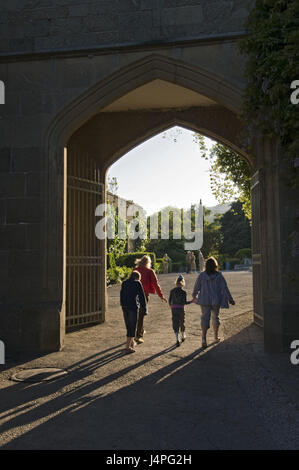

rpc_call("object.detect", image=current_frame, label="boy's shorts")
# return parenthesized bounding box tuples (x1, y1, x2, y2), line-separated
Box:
(200, 305, 220, 328)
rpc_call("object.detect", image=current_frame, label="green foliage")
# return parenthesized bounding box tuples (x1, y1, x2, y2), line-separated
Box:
(225, 258, 241, 269)
(216, 253, 226, 270)
(106, 203, 127, 261)
(146, 206, 190, 263)
(118, 252, 156, 269)
(240, 0, 299, 187)
(107, 252, 116, 270)
(107, 266, 131, 285)
(155, 262, 164, 274)
(220, 201, 252, 256)
(146, 205, 223, 262)
(194, 135, 252, 220)
(235, 248, 252, 261)
(146, 238, 186, 263)
(202, 208, 223, 258)
(107, 176, 119, 194)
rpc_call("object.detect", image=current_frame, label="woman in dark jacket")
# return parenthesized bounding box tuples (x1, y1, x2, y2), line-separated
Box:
(120, 270, 147, 353)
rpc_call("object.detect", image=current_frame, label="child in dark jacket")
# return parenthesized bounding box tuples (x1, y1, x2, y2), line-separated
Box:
(169, 275, 192, 347)
(120, 271, 147, 353)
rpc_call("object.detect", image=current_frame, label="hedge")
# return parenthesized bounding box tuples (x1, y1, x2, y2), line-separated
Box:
(225, 258, 240, 269)
(107, 266, 131, 285)
(118, 252, 156, 269)
(235, 248, 252, 262)
(155, 262, 164, 274)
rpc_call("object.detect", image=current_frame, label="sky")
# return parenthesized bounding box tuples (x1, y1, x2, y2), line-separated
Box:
(107, 126, 220, 216)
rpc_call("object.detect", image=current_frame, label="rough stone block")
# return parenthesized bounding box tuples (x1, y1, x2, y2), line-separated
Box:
(8, 249, 40, 277)
(69, 4, 92, 17)
(0, 199, 6, 225)
(9, 37, 34, 53)
(0, 173, 26, 197)
(0, 38, 10, 54)
(26, 223, 41, 250)
(0, 224, 27, 250)
(25, 18, 51, 37)
(6, 198, 41, 224)
(20, 92, 43, 115)
(141, 0, 156, 10)
(116, 0, 142, 11)
(62, 62, 93, 88)
(34, 35, 66, 51)
(118, 11, 153, 31)
(175, 0, 203, 5)
(12, 147, 41, 172)
(82, 14, 118, 33)
(178, 5, 203, 24)
(26, 172, 42, 196)
(0, 148, 11, 172)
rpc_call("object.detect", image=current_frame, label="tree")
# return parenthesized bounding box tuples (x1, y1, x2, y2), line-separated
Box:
(201, 209, 223, 258)
(146, 205, 223, 262)
(194, 134, 252, 220)
(219, 201, 251, 256)
(162, 128, 252, 220)
(146, 206, 186, 262)
(240, 0, 299, 188)
(107, 176, 118, 194)
(106, 204, 127, 260)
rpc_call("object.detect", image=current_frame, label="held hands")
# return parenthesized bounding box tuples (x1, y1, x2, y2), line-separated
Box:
(162, 296, 168, 303)
(229, 299, 236, 305)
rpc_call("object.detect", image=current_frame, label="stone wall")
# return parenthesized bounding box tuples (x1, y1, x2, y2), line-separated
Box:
(0, 0, 254, 56)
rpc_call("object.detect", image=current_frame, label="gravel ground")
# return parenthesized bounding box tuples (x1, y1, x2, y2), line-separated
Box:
(0, 271, 299, 450)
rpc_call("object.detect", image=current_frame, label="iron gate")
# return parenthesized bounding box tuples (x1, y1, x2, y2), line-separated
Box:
(251, 169, 264, 327)
(66, 145, 103, 331)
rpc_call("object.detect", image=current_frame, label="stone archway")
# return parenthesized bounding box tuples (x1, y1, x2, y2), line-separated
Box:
(0, 2, 297, 356)
(43, 54, 262, 351)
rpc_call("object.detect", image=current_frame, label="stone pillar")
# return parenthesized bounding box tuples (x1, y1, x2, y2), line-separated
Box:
(259, 138, 299, 351)
(0, 145, 65, 354)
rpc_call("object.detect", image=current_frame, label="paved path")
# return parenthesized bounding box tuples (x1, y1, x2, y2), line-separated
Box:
(1, 272, 299, 450)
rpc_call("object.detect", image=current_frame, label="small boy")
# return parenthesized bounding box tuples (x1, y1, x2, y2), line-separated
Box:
(120, 271, 147, 354)
(169, 275, 192, 347)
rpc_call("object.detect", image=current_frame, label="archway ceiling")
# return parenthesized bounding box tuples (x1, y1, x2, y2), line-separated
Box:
(101, 79, 216, 112)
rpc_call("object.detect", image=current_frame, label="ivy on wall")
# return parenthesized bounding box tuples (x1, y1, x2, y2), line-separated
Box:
(240, 0, 299, 187)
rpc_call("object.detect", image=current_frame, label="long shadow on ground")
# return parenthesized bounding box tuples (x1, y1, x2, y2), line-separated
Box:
(0, 323, 298, 450)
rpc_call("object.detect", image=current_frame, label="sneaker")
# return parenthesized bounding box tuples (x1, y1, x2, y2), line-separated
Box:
(176, 340, 180, 347)
(125, 348, 136, 354)
(181, 334, 186, 342)
(135, 337, 144, 344)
